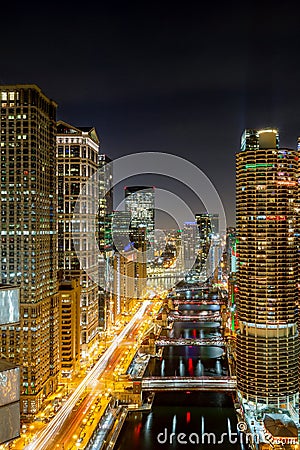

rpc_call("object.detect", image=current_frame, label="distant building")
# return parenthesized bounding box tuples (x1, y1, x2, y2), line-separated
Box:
(225, 227, 236, 275)
(124, 186, 155, 231)
(112, 221, 147, 321)
(195, 213, 213, 275)
(113, 250, 136, 318)
(182, 221, 199, 272)
(193, 213, 221, 283)
(111, 210, 132, 253)
(130, 226, 147, 299)
(206, 233, 222, 284)
(226, 228, 237, 331)
(125, 186, 155, 262)
(98, 154, 113, 332)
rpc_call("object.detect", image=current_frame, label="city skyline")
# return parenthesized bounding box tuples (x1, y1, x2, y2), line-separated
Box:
(2, 3, 300, 226)
(1, 2, 300, 447)
(0, 83, 298, 448)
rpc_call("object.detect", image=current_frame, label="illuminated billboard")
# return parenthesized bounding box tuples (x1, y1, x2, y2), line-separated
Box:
(0, 402, 20, 444)
(0, 286, 19, 325)
(0, 362, 20, 407)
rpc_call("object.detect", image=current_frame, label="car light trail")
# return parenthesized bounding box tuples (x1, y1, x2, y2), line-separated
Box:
(24, 300, 150, 450)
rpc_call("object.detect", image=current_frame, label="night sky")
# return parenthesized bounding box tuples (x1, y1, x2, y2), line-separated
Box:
(1, 1, 300, 226)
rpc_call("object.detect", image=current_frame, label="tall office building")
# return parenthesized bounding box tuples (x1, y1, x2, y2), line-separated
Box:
(111, 210, 132, 253)
(57, 121, 100, 358)
(98, 154, 113, 332)
(236, 128, 299, 410)
(207, 234, 223, 284)
(112, 230, 147, 320)
(124, 186, 155, 261)
(193, 213, 220, 282)
(58, 279, 81, 378)
(225, 227, 237, 274)
(98, 154, 113, 250)
(112, 249, 135, 318)
(0, 84, 59, 416)
(182, 221, 199, 271)
(124, 186, 155, 231)
(195, 213, 212, 275)
(111, 211, 147, 311)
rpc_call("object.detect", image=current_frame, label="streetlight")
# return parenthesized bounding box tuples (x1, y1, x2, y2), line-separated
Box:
(29, 425, 35, 443)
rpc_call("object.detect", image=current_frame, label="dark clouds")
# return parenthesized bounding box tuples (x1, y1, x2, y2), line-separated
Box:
(1, 1, 300, 225)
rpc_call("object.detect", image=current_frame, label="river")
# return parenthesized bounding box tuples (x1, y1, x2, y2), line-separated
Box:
(115, 305, 246, 450)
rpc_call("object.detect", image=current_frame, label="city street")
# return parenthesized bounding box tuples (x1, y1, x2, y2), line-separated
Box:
(20, 298, 162, 450)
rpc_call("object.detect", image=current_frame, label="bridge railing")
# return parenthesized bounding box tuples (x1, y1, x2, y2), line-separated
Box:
(143, 376, 233, 381)
(155, 337, 224, 344)
(141, 376, 237, 390)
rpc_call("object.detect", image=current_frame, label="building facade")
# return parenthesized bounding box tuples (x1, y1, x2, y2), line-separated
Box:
(182, 221, 199, 274)
(98, 154, 113, 331)
(124, 186, 155, 262)
(0, 84, 59, 416)
(236, 128, 299, 409)
(195, 213, 212, 271)
(58, 279, 81, 378)
(112, 250, 136, 318)
(57, 121, 100, 359)
(111, 211, 147, 321)
(0, 285, 20, 444)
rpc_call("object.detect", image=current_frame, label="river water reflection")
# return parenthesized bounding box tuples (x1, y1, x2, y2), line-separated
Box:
(115, 306, 244, 450)
(115, 392, 245, 450)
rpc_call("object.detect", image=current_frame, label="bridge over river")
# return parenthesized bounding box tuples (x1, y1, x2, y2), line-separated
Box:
(141, 376, 236, 392)
(168, 312, 221, 322)
(155, 337, 225, 347)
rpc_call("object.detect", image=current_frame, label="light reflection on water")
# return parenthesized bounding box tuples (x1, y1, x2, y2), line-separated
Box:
(115, 392, 244, 450)
(115, 306, 243, 450)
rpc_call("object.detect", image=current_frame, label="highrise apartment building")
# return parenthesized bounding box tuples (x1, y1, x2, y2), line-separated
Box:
(57, 121, 100, 358)
(0, 84, 59, 416)
(236, 128, 299, 409)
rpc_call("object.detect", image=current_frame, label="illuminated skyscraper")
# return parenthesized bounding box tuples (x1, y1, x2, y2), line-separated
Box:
(98, 154, 113, 332)
(182, 221, 199, 271)
(236, 128, 299, 409)
(124, 186, 155, 262)
(111, 211, 147, 319)
(0, 84, 59, 416)
(124, 186, 155, 231)
(57, 121, 100, 358)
